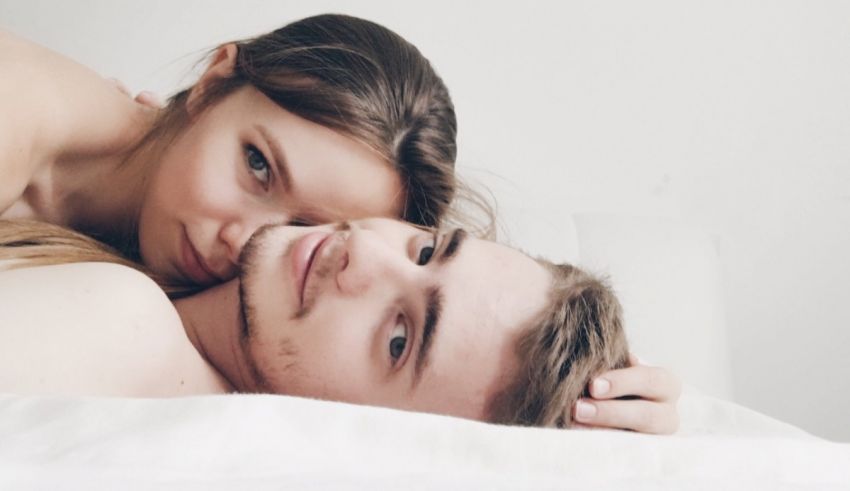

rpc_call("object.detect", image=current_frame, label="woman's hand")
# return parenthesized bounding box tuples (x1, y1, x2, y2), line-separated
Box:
(572, 354, 681, 434)
(107, 77, 164, 108)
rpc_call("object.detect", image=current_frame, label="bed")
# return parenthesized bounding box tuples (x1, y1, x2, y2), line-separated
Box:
(1, 391, 848, 489)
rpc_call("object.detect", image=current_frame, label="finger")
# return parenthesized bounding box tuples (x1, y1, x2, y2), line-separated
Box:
(107, 77, 132, 96)
(134, 91, 164, 108)
(573, 398, 679, 435)
(589, 365, 682, 402)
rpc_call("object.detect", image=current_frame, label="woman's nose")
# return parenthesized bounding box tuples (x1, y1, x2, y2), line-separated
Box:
(219, 221, 253, 266)
(220, 211, 291, 265)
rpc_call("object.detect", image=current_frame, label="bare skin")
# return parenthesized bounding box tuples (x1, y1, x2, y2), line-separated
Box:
(0, 262, 228, 397)
(0, 30, 155, 227)
(0, 32, 403, 288)
(0, 218, 681, 433)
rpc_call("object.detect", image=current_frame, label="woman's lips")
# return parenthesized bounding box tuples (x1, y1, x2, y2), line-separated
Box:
(292, 231, 331, 308)
(180, 228, 219, 285)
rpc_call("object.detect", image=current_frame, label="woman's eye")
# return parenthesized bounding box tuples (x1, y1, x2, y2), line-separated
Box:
(416, 235, 437, 266)
(245, 145, 271, 187)
(389, 319, 408, 365)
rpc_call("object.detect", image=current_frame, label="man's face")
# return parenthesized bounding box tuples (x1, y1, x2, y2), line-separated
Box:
(237, 218, 551, 420)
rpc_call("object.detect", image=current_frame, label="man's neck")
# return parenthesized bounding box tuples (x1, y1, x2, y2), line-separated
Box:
(173, 280, 261, 393)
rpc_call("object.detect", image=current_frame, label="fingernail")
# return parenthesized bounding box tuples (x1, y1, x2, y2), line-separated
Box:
(574, 400, 596, 421)
(139, 91, 164, 106)
(592, 378, 610, 396)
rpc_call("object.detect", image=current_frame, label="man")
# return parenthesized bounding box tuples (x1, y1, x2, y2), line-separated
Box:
(0, 218, 679, 433)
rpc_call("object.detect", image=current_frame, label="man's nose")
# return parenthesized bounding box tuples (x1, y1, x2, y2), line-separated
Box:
(335, 226, 412, 296)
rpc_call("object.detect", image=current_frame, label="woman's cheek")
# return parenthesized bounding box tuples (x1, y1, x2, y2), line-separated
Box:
(182, 147, 243, 214)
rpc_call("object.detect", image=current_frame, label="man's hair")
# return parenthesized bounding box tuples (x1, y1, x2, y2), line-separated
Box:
(487, 261, 630, 427)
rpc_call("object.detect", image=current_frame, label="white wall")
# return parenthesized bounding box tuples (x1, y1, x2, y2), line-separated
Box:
(2, 0, 848, 440)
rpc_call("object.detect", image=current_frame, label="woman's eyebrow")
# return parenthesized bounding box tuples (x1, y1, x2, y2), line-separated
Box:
(255, 124, 293, 193)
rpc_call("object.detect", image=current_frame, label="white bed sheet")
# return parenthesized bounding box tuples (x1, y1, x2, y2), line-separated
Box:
(1, 391, 848, 490)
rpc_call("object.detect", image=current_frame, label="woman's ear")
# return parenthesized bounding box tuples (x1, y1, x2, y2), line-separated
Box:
(186, 43, 238, 115)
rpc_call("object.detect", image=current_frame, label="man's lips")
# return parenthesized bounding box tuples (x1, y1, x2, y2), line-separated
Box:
(292, 231, 331, 308)
(180, 228, 219, 285)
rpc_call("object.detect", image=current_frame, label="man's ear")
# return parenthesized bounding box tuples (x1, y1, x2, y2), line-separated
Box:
(186, 43, 238, 115)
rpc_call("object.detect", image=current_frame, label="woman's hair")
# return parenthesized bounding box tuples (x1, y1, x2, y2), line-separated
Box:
(487, 261, 630, 428)
(0, 220, 189, 296)
(137, 13, 459, 228)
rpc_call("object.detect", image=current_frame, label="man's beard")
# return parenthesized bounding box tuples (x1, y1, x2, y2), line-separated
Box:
(235, 222, 283, 392)
(234, 221, 350, 392)
(237, 223, 280, 342)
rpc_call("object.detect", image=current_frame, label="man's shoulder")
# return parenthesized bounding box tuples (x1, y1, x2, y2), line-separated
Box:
(0, 262, 195, 396)
(0, 262, 179, 322)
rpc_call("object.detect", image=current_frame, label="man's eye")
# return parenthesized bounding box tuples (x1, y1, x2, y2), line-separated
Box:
(389, 318, 408, 364)
(289, 218, 313, 227)
(416, 235, 437, 265)
(245, 145, 271, 187)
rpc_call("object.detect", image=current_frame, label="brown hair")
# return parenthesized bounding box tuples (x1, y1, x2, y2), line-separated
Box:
(487, 261, 630, 428)
(134, 14, 458, 230)
(1, 219, 624, 418)
(0, 220, 188, 296)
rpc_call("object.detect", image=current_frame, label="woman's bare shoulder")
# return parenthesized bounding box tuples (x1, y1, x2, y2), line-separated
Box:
(0, 30, 154, 214)
(0, 30, 45, 211)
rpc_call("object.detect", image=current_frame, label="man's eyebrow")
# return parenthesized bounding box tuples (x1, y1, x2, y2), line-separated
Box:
(436, 228, 467, 265)
(413, 287, 442, 388)
(255, 124, 292, 193)
(411, 229, 467, 388)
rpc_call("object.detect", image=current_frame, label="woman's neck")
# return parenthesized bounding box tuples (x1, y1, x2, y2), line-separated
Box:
(57, 110, 161, 250)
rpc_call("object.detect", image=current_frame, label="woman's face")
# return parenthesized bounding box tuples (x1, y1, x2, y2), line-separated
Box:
(137, 86, 403, 287)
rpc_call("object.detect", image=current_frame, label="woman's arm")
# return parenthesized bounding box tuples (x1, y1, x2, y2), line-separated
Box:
(0, 30, 154, 212)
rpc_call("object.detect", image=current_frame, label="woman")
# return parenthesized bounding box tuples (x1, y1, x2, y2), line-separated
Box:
(0, 14, 458, 291)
